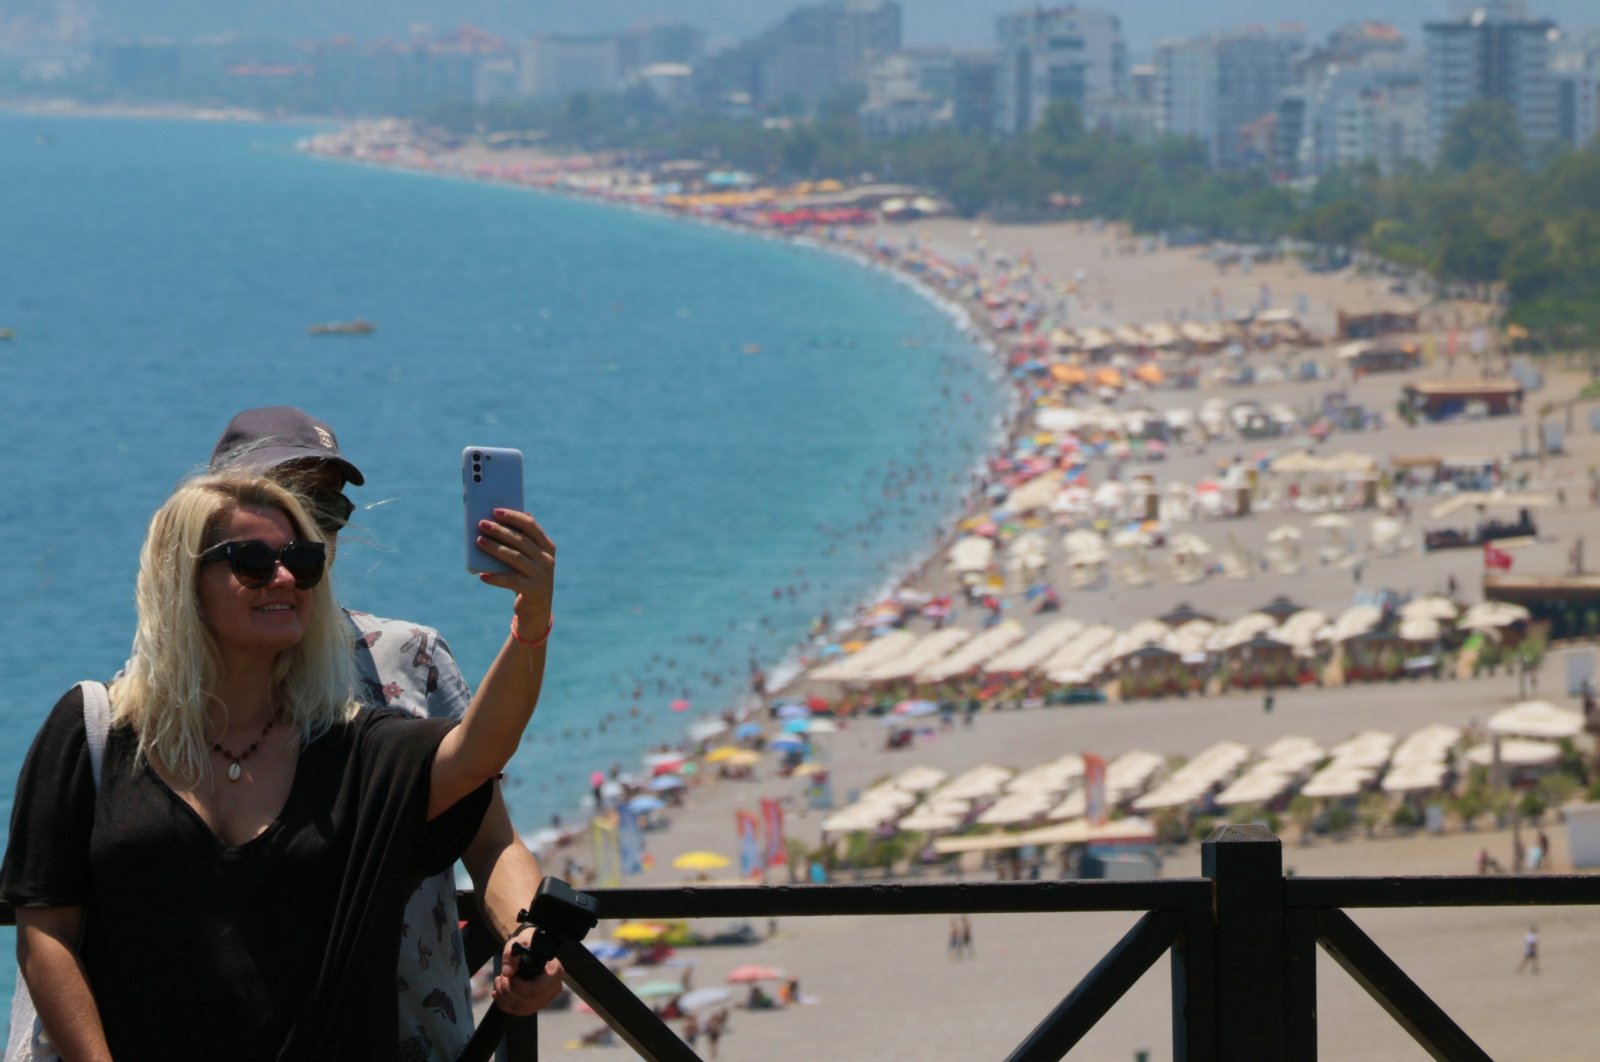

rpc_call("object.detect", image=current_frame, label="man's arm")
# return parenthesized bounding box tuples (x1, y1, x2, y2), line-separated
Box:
(461, 787, 542, 945)
(461, 789, 565, 1015)
(17, 907, 113, 1062)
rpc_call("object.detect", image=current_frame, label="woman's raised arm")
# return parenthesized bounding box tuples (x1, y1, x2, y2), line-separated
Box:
(430, 508, 554, 817)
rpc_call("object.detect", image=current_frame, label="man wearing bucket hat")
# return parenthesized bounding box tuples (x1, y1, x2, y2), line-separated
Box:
(209, 406, 559, 1059)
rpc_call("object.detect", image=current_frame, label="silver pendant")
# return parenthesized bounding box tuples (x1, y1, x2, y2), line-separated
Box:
(228, 762, 242, 782)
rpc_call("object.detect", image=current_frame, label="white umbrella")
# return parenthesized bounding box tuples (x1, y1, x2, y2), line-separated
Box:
(1381, 761, 1448, 793)
(1486, 701, 1584, 740)
(1312, 514, 1352, 529)
(897, 809, 965, 832)
(1465, 740, 1562, 767)
(1399, 596, 1459, 622)
(1301, 767, 1375, 799)
(1268, 525, 1303, 543)
(892, 765, 949, 792)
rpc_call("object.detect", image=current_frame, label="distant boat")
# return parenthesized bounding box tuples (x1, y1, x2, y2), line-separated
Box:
(308, 318, 375, 336)
(0, 328, 14, 340)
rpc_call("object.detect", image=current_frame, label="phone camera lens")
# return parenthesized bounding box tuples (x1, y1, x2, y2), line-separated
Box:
(472, 451, 482, 461)
(473, 462, 482, 473)
(473, 473, 482, 483)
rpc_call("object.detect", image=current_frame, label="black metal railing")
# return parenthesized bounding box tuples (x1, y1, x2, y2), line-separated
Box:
(6, 823, 1598, 1060)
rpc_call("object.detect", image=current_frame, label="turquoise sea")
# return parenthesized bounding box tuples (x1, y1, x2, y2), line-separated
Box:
(0, 114, 1002, 884)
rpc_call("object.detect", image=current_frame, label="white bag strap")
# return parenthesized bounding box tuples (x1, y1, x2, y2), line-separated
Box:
(3, 684, 108, 1062)
(78, 680, 111, 791)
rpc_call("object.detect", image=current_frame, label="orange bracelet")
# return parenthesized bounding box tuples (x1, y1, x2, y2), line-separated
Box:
(511, 614, 553, 648)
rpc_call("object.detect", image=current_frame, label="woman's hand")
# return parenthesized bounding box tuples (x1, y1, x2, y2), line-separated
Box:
(491, 927, 565, 1016)
(474, 509, 555, 630)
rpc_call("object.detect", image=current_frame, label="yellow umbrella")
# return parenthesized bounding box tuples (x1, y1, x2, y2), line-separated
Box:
(613, 922, 668, 942)
(727, 750, 763, 767)
(792, 762, 827, 777)
(704, 746, 742, 763)
(672, 851, 731, 872)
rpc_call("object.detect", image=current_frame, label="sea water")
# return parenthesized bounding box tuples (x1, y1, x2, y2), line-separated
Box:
(0, 114, 1001, 886)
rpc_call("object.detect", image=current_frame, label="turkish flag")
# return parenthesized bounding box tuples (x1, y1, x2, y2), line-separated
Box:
(1484, 543, 1514, 571)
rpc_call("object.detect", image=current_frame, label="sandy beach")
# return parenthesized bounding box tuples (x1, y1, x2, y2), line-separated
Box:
(517, 217, 1597, 1057)
(298, 130, 1600, 1057)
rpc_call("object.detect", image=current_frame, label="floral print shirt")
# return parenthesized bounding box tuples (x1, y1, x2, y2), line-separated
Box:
(346, 609, 475, 1062)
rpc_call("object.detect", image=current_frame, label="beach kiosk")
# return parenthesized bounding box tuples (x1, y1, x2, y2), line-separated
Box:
(1402, 379, 1523, 421)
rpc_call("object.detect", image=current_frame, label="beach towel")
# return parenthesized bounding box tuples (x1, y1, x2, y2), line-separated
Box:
(5, 680, 110, 1062)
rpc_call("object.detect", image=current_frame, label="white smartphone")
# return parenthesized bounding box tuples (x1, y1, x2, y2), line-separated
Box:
(462, 446, 525, 574)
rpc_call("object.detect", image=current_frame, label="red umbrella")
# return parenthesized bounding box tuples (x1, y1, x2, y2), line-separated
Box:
(806, 695, 830, 713)
(670, 699, 690, 712)
(726, 964, 786, 983)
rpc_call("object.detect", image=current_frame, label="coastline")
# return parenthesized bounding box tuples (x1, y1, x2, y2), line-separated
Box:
(293, 128, 1030, 726)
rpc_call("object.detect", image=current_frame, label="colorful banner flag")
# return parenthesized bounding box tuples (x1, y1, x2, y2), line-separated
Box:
(1484, 543, 1514, 571)
(590, 814, 622, 888)
(1083, 752, 1108, 826)
(760, 797, 787, 868)
(736, 810, 761, 880)
(618, 805, 644, 876)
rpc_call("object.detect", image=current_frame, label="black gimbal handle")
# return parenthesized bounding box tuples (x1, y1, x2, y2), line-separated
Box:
(456, 878, 601, 1062)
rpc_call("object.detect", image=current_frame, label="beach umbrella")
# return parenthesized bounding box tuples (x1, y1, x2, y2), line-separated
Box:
(586, 940, 631, 961)
(1465, 740, 1562, 767)
(704, 746, 743, 764)
(768, 735, 807, 752)
(726, 965, 786, 983)
(734, 723, 762, 739)
(792, 762, 827, 777)
(782, 718, 811, 734)
(613, 922, 669, 942)
(1487, 701, 1584, 740)
(678, 988, 733, 1013)
(776, 703, 810, 719)
(893, 699, 939, 717)
(634, 980, 688, 1000)
(1399, 596, 1459, 623)
(672, 851, 731, 872)
(806, 718, 838, 734)
(650, 774, 686, 791)
(622, 795, 666, 813)
(670, 699, 691, 712)
(726, 750, 763, 767)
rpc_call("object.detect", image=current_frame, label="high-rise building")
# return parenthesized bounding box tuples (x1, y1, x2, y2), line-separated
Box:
(860, 50, 955, 138)
(695, 1, 900, 114)
(993, 7, 1127, 135)
(1157, 26, 1304, 169)
(1551, 32, 1599, 148)
(1423, 2, 1560, 158)
(1294, 51, 1426, 176)
(617, 21, 704, 77)
(520, 33, 621, 100)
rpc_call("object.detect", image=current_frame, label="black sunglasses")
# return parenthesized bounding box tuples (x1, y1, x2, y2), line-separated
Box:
(306, 488, 355, 535)
(201, 539, 327, 590)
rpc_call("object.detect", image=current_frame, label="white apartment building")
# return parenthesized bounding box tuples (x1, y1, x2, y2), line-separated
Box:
(520, 34, 621, 100)
(994, 6, 1127, 134)
(1157, 26, 1303, 169)
(1297, 57, 1426, 175)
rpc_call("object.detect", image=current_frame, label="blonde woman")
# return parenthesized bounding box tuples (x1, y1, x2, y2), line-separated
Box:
(0, 473, 555, 1061)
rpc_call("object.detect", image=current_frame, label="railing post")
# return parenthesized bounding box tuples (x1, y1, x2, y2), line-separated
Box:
(1202, 824, 1285, 1059)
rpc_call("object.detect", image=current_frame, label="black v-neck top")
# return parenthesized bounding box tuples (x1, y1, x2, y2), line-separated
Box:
(0, 686, 492, 1061)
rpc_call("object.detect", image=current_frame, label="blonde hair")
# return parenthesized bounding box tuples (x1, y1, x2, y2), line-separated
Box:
(110, 472, 359, 786)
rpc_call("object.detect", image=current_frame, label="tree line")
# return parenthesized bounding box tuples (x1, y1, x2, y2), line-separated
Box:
(422, 94, 1600, 348)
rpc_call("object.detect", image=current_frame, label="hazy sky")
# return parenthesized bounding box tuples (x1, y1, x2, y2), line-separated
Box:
(83, 0, 1600, 52)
